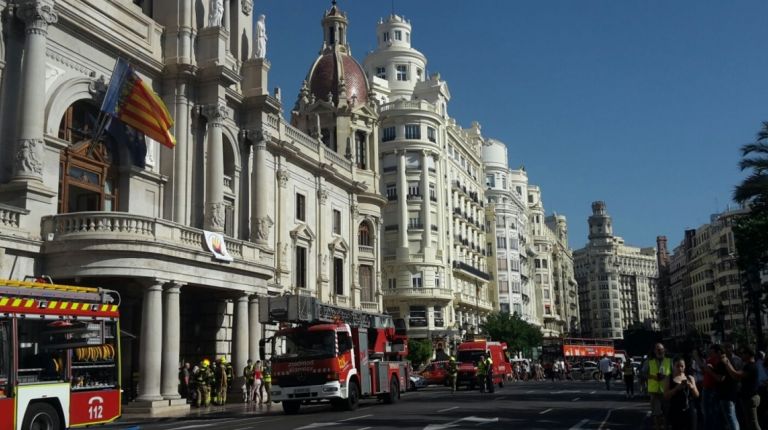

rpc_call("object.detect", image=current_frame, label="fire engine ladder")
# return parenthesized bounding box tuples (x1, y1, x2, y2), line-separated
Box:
(0, 279, 119, 304)
(259, 295, 392, 329)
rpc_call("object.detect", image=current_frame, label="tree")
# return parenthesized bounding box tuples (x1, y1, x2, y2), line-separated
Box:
(407, 338, 433, 367)
(732, 123, 768, 351)
(481, 312, 543, 357)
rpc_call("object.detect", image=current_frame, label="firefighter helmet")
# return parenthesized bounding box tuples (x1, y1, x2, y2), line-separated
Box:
(202, 358, 210, 367)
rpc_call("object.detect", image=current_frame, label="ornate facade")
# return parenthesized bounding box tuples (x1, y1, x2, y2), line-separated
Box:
(574, 202, 659, 339)
(0, 0, 381, 412)
(364, 14, 493, 346)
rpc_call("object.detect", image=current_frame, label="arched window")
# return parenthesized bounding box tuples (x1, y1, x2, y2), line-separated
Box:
(57, 101, 119, 214)
(354, 131, 367, 169)
(358, 221, 372, 246)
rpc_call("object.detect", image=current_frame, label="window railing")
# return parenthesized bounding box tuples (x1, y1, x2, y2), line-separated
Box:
(384, 225, 399, 232)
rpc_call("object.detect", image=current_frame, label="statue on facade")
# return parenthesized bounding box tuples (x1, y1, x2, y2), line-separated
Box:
(208, 0, 224, 27)
(253, 216, 272, 241)
(253, 14, 267, 59)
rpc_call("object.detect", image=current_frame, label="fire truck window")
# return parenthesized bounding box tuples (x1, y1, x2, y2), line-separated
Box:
(337, 332, 352, 354)
(0, 321, 9, 397)
(17, 320, 64, 383)
(275, 330, 335, 359)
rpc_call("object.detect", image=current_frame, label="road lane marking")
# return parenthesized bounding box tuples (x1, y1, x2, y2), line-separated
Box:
(437, 406, 459, 413)
(590, 391, 596, 394)
(172, 425, 215, 430)
(339, 414, 373, 422)
(356, 428, 372, 430)
(424, 416, 499, 430)
(569, 419, 590, 429)
(493, 396, 506, 401)
(539, 408, 553, 415)
(526, 390, 535, 393)
(572, 397, 581, 401)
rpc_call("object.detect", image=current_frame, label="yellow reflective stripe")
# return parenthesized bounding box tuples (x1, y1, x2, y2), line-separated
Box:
(49, 301, 58, 309)
(11, 298, 21, 307)
(111, 305, 118, 312)
(24, 299, 34, 308)
(60, 302, 69, 310)
(71, 303, 79, 310)
(101, 304, 109, 311)
(0, 297, 8, 306)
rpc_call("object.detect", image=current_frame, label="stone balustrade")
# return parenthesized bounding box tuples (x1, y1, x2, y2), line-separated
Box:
(385, 287, 454, 301)
(360, 301, 379, 312)
(0, 204, 28, 230)
(41, 212, 273, 267)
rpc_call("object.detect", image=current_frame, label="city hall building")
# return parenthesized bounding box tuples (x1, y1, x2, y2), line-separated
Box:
(0, 0, 382, 412)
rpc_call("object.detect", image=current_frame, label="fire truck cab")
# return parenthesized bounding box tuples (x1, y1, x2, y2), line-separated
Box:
(260, 295, 409, 414)
(456, 339, 511, 390)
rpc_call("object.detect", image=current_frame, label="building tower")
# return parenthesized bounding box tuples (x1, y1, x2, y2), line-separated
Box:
(365, 14, 492, 351)
(588, 201, 613, 240)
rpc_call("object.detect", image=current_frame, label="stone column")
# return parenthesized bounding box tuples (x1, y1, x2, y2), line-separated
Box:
(137, 280, 164, 402)
(435, 153, 444, 252)
(317, 185, 329, 297)
(250, 132, 271, 243)
(233, 294, 249, 386)
(276, 166, 289, 281)
(172, 81, 191, 224)
(248, 296, 262, 362)
(223, 0, 230, 32)
(203, 103, 229, 232)
(421, 151, 431, 250)
(13, 0, 57, 182)
(397, 151, 408, 249)
(161, 282, 183, 400)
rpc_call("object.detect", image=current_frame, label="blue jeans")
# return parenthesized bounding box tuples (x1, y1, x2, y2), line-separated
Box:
(721, 399, 741, 430)
(703, 389, 721, 430)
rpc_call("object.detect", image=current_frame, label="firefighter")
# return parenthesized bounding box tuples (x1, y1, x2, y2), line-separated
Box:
(447, 356, 458, 393)
(243, 359, 255, 403)
(263, 360, 272, 404)
(194, 359, 214, 407)
(214, 357, 229, 405)
(477, 354, 487, 393)
(484, 354, 495, 394)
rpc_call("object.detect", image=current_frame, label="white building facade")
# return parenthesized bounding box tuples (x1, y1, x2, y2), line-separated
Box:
(364, 14, 493, 347)
(574, 202, 659, 339)
(0, 0, 381, 412)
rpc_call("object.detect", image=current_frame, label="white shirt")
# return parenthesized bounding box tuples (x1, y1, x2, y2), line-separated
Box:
(599, 357, 612, 373)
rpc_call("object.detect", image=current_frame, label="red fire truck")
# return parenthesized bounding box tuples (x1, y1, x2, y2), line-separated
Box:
(0, 278, 121, 430)
(259, 295, 409, 414)
(455, 339, 511, 390)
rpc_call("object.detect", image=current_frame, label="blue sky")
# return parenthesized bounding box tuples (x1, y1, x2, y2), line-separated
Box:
(254, 0, 768, 249)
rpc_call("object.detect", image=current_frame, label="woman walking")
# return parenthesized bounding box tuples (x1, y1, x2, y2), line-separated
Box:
(623, 360, 636, 399)
(664, 356, 700, 430)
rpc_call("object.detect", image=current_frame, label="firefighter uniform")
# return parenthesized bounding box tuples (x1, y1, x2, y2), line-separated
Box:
(484, 356, 494, 393)
(194, 359, 214, 407)
(214, 358, 230, 405)
(263, 363, 272, 403)
(447, 357, 458, 393)
(477, 357, 487, 392)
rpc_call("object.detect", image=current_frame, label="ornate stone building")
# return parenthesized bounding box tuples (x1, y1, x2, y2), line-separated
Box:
(0, 0, 381, 412)
(363, 14, 493, 347)
(574, 202, 659, 339)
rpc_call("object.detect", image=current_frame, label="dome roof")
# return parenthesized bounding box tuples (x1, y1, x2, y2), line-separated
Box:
(308, 50, 368, 106)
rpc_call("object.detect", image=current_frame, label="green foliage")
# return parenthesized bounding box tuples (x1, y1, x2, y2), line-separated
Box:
(407, 338, 433, 367)
(481, 312, 543, 356)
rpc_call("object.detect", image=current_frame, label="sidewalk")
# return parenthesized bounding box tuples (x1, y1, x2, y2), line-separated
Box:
(117, 400, 279, 427)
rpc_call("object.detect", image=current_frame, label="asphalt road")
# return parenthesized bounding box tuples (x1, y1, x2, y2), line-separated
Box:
(108, 379, 650, 430)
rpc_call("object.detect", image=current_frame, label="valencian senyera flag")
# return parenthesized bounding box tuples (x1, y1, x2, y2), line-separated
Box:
(100, 57, 175, 149)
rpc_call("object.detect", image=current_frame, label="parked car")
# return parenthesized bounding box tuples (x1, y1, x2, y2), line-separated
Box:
(420, 360, 450, 386)
(570, 360, 600, 381)
(409, 374, 428, 391)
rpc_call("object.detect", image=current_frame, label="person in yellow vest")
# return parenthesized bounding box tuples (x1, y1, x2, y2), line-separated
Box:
(447, 356, 458, 394)
(263, 360, 272, 404)
(646, 343, 672, 430)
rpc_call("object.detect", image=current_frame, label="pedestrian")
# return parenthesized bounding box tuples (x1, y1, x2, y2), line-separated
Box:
(713, 344, 741, 430)
(251, 361, 264, 404)
(214, 357, 229, 405)
(623, 359, 636, 399)
(599, 354, 613, 390)
(664, 356, 699, 430)
(243, 359, 255, 403)
(179, 362, 191, 403)
(646, 343, 672, 430)
(639, 355, 649, 396)
(700, 344, 724, 430)
(448, 356, 458, 393)
(477, 354, 487, 393)
(724, 347, 761, 430)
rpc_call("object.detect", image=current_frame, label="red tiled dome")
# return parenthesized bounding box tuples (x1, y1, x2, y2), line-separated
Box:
(309, 51, 368, 106)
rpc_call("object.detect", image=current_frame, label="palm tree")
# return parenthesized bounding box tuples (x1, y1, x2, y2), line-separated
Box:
(733, 121, 768, 208)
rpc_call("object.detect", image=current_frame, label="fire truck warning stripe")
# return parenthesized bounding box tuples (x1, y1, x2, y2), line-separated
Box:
(0, 298, 7, 306)
(12, 298, 21, 307)
(71, 303, 79, 310)
(24, 299, 34, 308)
(111, 305, 117, 312)
(101, 304, 108, 311)
(49, 301, 58, 309)
(60, 302, 69, 309)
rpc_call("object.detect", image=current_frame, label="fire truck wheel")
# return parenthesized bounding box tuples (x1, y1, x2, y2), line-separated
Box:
(385, 378, 400, 404)
(282, 401, 301, 415)
(21, 402, 61, 430)
(345, 381, 359, 411)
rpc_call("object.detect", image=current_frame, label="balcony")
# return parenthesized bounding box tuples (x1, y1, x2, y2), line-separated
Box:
(384, 287, 454, 301)
(407, 194, 422, 201)
(358, 245, 374, 255)
(39, 212, 274, 289)
(0, 203, 28, 234)
(454, 291, 494, 311)
(361, 301, 379, 312)
(452, 261, 491, 281)
(387, 193, 397, 201)
(223, 175, 233, 191)
(431, 225, 439, 232)
(383, 166, 397, 173)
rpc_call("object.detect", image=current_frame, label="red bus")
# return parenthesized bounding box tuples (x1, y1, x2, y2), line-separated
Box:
(0, 278, 121, 430)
